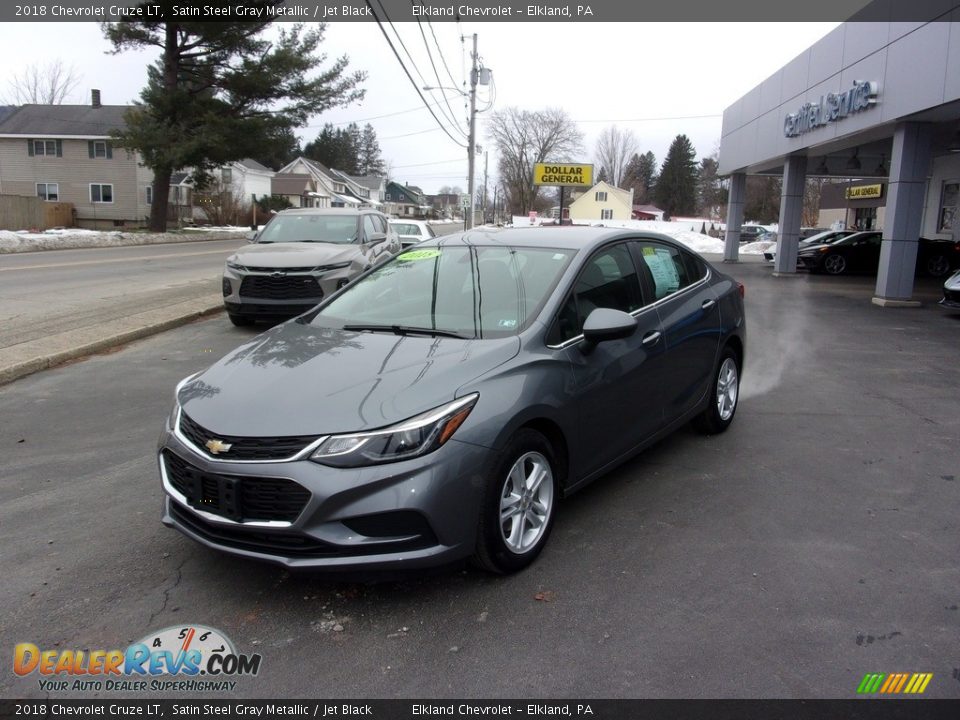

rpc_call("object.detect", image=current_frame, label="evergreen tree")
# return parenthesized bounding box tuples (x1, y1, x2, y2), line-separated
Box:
(697, 155, 727, 217)
(358, 123, 386, 175)
(304, 123, 360, 173)
(654, 135, 698, 217)
(103, 12, 365, 231)
(622, 151, 657, 204)
(252, 126, 302, 171)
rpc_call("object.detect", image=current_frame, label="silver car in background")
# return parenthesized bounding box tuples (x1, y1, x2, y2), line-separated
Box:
(389, 219, 436, 248)
(223, 208, 400, 326)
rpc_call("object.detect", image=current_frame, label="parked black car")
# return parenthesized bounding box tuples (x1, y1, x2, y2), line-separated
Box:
(798, 231, 959, 277)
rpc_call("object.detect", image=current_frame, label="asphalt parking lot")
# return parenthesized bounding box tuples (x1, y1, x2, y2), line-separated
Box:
(1, 257, 958, 700)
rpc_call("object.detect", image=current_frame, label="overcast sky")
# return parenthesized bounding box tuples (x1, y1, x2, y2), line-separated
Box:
(0, 21, 839, 194)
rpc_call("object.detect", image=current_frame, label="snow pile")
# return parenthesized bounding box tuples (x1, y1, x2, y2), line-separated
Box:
(0, 228, 247, 254)
(740, 241, 777, 255)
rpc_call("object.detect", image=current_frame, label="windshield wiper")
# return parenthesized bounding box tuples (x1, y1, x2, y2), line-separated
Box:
(342, 324, 471, 339)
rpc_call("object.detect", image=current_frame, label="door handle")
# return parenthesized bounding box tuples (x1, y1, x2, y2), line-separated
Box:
(701, 299, 716, 311)
(641, 331, 661, 347)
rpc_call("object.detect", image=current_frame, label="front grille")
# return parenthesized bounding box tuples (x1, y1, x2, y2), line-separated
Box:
(163, 450, 310, 523)
(179, 411, 318, 461)
(240, 275, 322, 300)
(243, 266, 317, 273)
(170, 502, 437, 558)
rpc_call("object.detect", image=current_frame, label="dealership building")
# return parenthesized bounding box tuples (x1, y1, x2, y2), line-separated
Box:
(718, 8, 960, 305)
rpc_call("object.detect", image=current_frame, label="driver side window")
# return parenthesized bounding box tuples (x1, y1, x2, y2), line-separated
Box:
(362, 215, 378, 242)
(550, 243, 642, 345)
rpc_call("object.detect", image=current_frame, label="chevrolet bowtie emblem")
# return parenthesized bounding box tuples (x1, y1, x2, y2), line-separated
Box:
(205, 439, 233, 455)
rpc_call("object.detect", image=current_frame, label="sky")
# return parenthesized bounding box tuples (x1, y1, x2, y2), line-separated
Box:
(0, 21, 840, 195)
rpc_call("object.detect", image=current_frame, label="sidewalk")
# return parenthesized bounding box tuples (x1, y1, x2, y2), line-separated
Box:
(0, 293, 224, 386)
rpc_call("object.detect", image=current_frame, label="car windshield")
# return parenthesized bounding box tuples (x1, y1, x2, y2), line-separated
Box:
(803, 231, 849, 245)
(256, 214, 359, 244)
(307, 245, 575, 339)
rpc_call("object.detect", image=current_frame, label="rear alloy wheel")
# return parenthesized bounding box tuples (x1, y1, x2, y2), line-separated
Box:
(926, 254, 951, 278)
(693, 347, 740, 435)
(473, 429, 558, 574)
(228, 314, 255, 327)
(823, 254, 847, 275)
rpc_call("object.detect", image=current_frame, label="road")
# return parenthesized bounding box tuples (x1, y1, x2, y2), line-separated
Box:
(1, 261, 958, 700)
(0, 239, 246, 350)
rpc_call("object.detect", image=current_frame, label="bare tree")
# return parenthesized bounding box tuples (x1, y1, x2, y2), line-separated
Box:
(594, 125, 639, 188)
(4, 60, 81, 105)
(488, 107, 584, 216)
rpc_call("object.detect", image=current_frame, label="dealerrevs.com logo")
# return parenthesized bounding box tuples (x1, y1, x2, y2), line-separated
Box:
(13, 625, 262, 693)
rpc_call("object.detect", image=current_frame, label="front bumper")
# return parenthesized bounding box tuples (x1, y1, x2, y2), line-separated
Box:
(939, 288, 960, 309)
(158, 420, 491, 570)
(222, 266, 356, 320)
(798, 255, 822, 271)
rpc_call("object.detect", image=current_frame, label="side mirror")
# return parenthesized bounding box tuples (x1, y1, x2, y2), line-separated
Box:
(581, 308, 637, 353)
(367, 232, 387, 245)
(245, 231, 258, 242)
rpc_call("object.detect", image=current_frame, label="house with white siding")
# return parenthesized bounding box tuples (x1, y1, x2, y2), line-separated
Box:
(0, 90, 153, 229)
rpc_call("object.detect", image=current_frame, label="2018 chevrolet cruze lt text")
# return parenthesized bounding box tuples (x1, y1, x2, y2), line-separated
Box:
(159, 227, 746, 573)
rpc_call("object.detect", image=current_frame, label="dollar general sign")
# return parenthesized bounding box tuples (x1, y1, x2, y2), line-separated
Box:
(533, 163, 594, 187)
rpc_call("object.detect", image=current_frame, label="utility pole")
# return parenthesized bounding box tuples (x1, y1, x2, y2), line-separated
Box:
(467, 32, 478, 231)
(482, 150, 488, 224)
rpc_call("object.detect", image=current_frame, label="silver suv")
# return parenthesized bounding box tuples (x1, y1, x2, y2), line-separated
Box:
(223, 208, 400, 326)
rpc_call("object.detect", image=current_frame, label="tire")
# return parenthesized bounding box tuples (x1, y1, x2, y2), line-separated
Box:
(472, 429, 558, 574)
(693, 347, 740, 435)
(925, 254, 951, 278)
(823, 253, 847, 275)
(228, 314, 255, 327)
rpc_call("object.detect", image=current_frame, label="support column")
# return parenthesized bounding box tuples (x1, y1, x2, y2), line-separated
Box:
(723, 173, 746, 262)
(873, 122, 932, 306)
(773, 155, 807, 275)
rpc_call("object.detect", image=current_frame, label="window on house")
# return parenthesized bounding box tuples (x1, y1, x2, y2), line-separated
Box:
(36, 183, 59, 201)
(939, 181, 958, 233)
(32, 140, 59, 156)
(601, 209, 613, 220)
(221, 168, 232, 184)
(90, 183, 114, 203)
(145, 186, 153, 205)
(93, 141, 107, 158)
(595, 191, 608, 202)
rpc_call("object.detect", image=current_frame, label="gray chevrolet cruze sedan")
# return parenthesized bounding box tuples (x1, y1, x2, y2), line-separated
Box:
(160, 227, 746, 573)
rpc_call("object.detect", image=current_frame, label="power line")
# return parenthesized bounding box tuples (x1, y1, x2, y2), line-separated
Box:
(413, 1, 469, 135)
(377, 0, 467, 139)
(366, 0, 467, 149)
(427, 16, 461, 90)
(574, 113, 722, 123)
(303, 101, 449, 130)
(392, 158, 465, 169)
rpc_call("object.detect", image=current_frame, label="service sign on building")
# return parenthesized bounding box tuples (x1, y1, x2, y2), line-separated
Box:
(533, 163, 594, 187)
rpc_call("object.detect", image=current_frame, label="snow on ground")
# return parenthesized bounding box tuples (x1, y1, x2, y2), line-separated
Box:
(0, 227, 247, 253)
(740, 240, 777, 255)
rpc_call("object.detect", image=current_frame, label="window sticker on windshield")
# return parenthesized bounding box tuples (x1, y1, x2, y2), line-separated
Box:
(553, 253, 566, 260)
(498, 319, 517, 328)
(398, 249, 441, 261)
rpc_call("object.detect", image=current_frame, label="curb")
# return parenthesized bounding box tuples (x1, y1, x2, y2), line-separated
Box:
(0, 301, 224, 387)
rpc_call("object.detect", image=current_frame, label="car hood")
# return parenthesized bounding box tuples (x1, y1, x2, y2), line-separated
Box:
(230, 242, 362, 268)
(178, 322, 520, 437)
(798, 243, 830, 255)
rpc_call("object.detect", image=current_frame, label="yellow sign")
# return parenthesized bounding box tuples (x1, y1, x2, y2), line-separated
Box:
(845, 184, 883, 200)
(533, 163, 593, 187)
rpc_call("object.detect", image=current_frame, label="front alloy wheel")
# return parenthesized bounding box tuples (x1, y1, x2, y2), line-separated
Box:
(499, 452, 554, 554)
(473, 429, 558, 573)
(823, 254, 847, 275)
(926, 254, 951, 278)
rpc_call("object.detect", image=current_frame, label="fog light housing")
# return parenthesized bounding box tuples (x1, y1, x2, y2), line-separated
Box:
(337, 278, 350, 289)
(221, 277, 232, 296)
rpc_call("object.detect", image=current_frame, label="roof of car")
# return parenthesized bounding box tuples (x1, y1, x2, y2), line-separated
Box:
(427, 225, 688, 252)
(277, 207, 383, 216)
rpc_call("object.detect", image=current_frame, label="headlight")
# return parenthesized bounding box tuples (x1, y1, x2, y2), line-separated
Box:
(315, 261, 352, 273)
(226, 259, 245, 271)
(311, 394, 478, 468)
